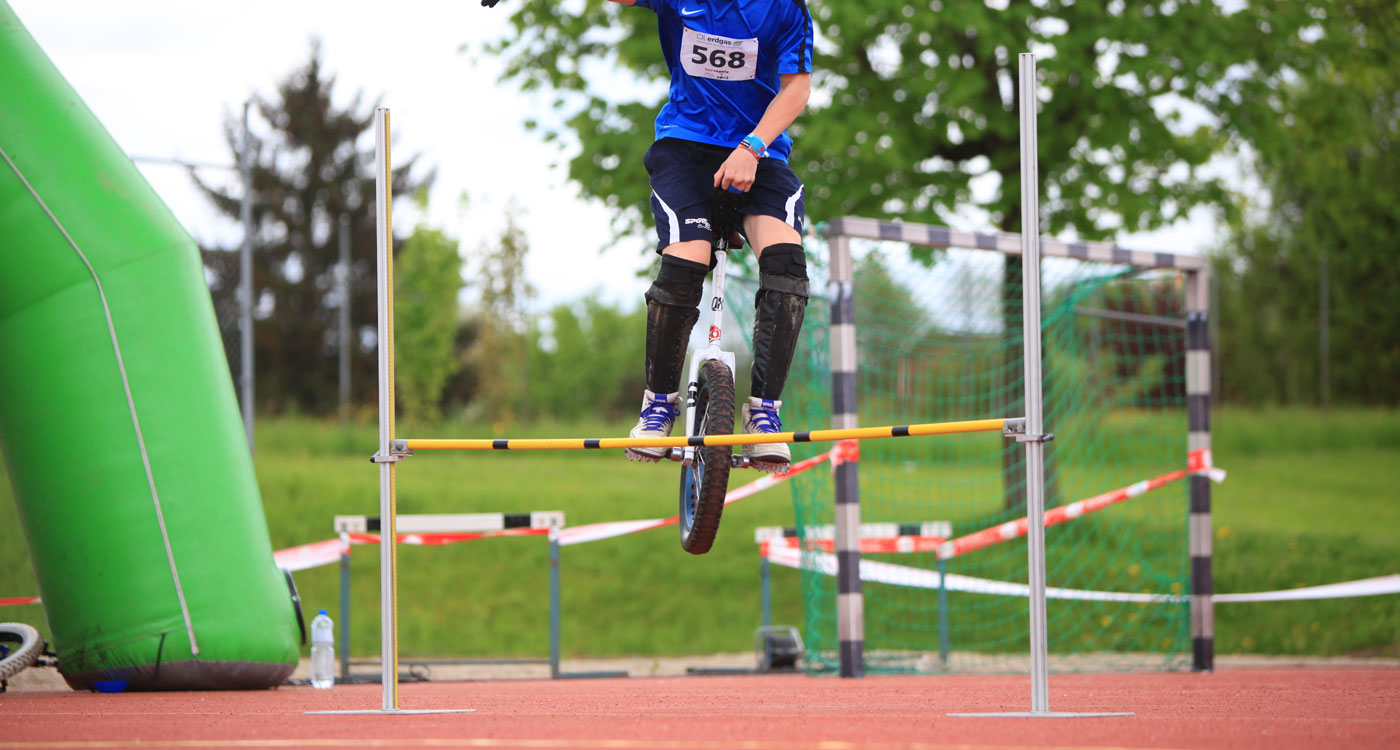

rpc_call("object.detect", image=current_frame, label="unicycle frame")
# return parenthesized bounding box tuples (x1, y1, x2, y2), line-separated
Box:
(679, 243, 737, 467)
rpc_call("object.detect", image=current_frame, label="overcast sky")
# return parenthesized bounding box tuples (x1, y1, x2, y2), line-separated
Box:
(8, 0, 1216, 313)
(8, 0, 656, 313)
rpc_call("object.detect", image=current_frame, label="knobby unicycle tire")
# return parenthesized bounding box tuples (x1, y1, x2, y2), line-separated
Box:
(0, 622, 44, 682)
(679, 359, 735, 555)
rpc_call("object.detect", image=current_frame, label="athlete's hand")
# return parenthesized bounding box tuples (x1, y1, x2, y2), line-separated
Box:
(714, 149, 758, 193)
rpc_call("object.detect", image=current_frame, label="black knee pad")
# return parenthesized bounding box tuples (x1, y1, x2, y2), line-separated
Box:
(646, 255, 709, 308)
(758, 243, 809, 297)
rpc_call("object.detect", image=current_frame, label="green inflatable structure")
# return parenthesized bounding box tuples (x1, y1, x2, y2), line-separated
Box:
(0, 3, 299, 690)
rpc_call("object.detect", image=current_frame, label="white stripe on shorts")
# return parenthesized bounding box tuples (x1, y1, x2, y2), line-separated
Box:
(784, 184, 805, 228)
(652, 190, 681, 246)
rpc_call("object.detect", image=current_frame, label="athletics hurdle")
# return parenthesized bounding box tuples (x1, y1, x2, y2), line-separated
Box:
(754, 522, 954, 667)
(331, 511, 563, 681)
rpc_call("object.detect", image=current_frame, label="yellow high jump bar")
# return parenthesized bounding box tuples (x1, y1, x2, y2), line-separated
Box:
(393, 417, 1021, 454)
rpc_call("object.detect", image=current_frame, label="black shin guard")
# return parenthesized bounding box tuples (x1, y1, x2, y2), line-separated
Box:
(751, 243, 809, 400)
(644, 255, 708, 394)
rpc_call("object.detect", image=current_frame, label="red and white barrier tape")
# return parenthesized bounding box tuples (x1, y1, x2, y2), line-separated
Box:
(766, 545, 1400, 603)
(346, 527, 551, 546)
(0, 596, 41, 607)
(274, 529, 552, 572)
(760, 534, 946, 557)
(271, 447, 838, 568)
(1215, 575, 1400, 603)
(273, 538, 347, 573)
(933, 449, 1225, 561)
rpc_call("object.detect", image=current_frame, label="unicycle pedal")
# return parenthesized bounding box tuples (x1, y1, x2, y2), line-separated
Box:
(747, 458, 791, 475)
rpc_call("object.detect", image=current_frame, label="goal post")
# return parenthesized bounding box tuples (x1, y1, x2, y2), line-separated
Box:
(727, 219, 1212, 676)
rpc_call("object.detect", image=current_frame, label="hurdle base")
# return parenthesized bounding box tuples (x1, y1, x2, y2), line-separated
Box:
(685, 667, 758, 676)
(554, 670, 629, 679)
(305, 709, 476, 715)
(949, 711, 1134, 718)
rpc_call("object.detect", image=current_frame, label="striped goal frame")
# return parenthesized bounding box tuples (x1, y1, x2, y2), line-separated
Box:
(819, 215, 1214, 676)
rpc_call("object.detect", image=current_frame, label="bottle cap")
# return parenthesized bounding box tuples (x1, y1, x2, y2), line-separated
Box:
(318, 609, 328, 615)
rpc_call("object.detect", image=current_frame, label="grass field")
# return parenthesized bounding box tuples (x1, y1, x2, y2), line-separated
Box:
(1, 408, 1396, 663)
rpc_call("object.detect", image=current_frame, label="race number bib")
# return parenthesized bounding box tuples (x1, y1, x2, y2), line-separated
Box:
(681, 26, 757, 82)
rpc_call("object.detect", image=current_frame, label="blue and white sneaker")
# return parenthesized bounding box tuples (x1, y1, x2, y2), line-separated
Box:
(742, 397, 790, 469)
(626, 390, 680, 463)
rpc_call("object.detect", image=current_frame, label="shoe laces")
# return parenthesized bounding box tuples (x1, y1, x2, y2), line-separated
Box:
(748, 401, 782, 433)
(639, 397, 678, 431)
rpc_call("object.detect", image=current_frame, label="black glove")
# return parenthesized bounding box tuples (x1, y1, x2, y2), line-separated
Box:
(481, 0, 501, 6)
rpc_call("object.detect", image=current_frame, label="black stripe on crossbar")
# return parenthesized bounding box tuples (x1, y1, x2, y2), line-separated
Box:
(892, 425, 910, 437)
(584, 439, 601, 449)
(503, 513, 531, 529)
(493, 440, 509, 450)
(689, 436, 705, 446)
(793, 432, 812, 442)
(780, 523, 925, 540)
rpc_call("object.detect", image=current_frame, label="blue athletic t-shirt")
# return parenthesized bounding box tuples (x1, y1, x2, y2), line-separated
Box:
(632, 0, 813, 162)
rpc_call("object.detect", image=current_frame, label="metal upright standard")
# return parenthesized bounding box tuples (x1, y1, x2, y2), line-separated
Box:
(949, 53, 1132, 720)
(375, 108, 399, 711)
(306, 107, 474, 715)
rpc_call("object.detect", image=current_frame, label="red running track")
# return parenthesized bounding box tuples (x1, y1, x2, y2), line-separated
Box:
(3, 668, 1398, 749)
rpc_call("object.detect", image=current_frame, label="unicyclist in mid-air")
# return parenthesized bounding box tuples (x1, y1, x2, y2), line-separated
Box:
(484, 0, 814, 553)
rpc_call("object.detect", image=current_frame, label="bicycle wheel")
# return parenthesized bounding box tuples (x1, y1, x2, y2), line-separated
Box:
(679, 359, 735, 555)
(0, 622, 44, 682)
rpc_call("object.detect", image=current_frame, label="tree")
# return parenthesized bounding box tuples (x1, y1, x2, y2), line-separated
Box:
(464, 205, 536, 424)
(488, 1, 1342, 239)
(487, 0, 1343, 505)
(396, 192, 466, 424)
(1213, 0, 1400, 406)
(198, 41, 430, 415)
(527, 295, 647, 421)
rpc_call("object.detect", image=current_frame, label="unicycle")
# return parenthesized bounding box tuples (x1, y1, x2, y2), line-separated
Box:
(674, 188, 745, 555)
(0, 622, 44, 684)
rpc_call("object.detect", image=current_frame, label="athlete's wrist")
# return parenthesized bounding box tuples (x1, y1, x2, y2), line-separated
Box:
(737, 133, 767, 161)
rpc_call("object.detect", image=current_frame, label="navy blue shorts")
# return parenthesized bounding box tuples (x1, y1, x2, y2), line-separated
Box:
(643, 138, 806, 254)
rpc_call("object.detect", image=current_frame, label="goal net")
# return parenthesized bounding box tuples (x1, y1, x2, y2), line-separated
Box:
(730, 220, 1201, 674)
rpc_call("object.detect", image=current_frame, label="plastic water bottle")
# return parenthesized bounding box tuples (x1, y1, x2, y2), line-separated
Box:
(310, 609, 335, 689)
